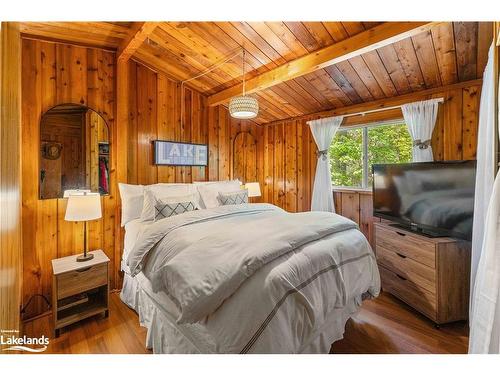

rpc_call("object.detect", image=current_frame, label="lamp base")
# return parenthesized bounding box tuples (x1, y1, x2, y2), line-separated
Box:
(76, 253, 94, 262)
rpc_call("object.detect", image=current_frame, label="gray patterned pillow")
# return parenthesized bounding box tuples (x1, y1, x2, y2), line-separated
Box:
(218, 189, 248, 205)
(154, 201, 196, 221)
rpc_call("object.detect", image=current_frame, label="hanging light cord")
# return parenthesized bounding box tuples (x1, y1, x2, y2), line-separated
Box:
(181, 47, 243, 86)
(180, 48, 244, 126)
(242, 49, 246, 96)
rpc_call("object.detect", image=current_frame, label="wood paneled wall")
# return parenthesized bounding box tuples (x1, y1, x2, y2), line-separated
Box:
(259, 81, 482, 247)
(333, 190, 380, 248)
(233, 132, 258, 183)
(20, 49, 260, 319)
(261, 119, 316, 212)
(127, 60, 209, 184)
(21, 39, 117, 319)
(126, 60, 262, 185)
(207, 104, 263, 185)
(0, 22, 22, 339)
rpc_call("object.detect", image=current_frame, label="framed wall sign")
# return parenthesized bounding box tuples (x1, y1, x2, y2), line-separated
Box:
(153, 140, 208, 166)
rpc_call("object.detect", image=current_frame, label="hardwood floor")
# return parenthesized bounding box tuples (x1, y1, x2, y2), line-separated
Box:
(22, 291, 468, 354)
(22, 291, 151, 354)
(331, 292, 469, 354)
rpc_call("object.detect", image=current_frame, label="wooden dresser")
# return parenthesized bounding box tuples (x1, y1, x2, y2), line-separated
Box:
(374, 222, 471, 325)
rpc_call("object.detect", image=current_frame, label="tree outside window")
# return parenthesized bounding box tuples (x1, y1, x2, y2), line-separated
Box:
(329, 122, 412, 189)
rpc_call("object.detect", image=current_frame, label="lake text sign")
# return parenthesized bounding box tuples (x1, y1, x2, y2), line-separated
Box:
(154, 141, 208, 166)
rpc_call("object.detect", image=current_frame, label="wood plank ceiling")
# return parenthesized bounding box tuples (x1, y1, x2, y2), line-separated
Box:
(20, 21, 489, 124)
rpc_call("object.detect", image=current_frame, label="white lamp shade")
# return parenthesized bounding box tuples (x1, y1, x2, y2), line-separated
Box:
(245, 182, 261, 198)
(229, 95, 259, 119)
(65, 193, 102, 222)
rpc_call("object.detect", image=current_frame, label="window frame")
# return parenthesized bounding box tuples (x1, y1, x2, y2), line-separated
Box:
(331, 118, 408, 190)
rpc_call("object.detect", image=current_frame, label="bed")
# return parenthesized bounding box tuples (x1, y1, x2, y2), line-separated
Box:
(118, 182, 380, 354)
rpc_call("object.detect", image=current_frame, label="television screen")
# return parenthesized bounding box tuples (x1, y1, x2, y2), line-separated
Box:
(372, 160, 476, 240)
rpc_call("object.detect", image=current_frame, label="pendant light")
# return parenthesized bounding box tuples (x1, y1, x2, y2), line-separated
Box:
(229, 49, 259, 119)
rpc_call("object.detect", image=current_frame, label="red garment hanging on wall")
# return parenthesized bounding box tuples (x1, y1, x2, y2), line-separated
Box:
(99, 157, 108, 193)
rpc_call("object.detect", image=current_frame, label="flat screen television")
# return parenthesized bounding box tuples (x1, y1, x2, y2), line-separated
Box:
(372, 160, 476, 240)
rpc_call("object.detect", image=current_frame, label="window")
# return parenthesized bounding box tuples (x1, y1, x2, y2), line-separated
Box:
(329, 121, 412, 189)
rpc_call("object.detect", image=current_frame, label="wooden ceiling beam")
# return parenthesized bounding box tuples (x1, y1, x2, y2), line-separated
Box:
(117, 22, 159, 61)
(207, 22, 439, 106)
(264, 78, 483, 126)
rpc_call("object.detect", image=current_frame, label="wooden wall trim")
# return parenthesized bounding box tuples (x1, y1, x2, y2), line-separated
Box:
(114, 59, 128, 290)
(264, 79, 483, 127)
(0, 22, 22, 337)
(20, 34, 118, 53)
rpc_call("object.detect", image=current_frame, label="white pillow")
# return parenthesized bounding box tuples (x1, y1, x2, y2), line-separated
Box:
(196, 180, 242, 209)
(140, 184, 200, 221)
(118, 183, 144, 227)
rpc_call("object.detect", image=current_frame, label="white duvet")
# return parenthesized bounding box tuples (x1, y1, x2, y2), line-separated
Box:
(127, 203, 380, 353)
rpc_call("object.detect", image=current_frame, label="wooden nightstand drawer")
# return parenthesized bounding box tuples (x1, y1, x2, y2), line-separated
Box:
(57, 263, 108, 299)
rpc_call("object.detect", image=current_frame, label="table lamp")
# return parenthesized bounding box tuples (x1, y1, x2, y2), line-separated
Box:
(244, 182, 262, 198)
(64, 192, 102, 262)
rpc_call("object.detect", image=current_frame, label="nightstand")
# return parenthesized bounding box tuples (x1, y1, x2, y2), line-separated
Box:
(51, 250, 110, 337)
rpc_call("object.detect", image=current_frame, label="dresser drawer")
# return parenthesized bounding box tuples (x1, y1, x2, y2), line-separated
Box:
(376, 245, 436, 293)
(375, 225, 436, 268)
(379, 265, 437, 320)
(57, 263, 108, 299)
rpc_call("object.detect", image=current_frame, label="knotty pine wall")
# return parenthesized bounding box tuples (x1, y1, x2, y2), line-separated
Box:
(126, 60, 262, 185)
(21, 39, 117, 319)
(0, 22, 22, 337)
(260, 81, 482, 247)
(20, 41, 259, 319)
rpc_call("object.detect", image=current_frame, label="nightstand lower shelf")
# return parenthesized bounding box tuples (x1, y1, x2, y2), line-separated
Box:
(56, 303, 108, 331)
(54, 285, 109, 337)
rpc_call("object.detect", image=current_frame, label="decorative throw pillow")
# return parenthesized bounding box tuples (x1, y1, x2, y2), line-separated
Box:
(196, 180, 242, 208)
(154, 201, 197, 221)
(218, 189, 248, 205)
(140, 185, 200, 222)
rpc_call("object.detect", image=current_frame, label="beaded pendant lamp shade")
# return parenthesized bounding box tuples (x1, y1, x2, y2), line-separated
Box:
(228, 49, 259, 119)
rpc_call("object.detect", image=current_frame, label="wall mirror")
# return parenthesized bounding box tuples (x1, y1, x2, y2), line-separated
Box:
(233, 132, 257, 184)
(39, 104, 110, 199)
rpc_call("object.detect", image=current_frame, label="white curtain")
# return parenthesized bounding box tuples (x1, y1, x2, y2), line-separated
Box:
(469, 43, 500, 354)
(470, 43, 496, 320)
(308, 116, 343, 212)
(401, 99, 440, 162)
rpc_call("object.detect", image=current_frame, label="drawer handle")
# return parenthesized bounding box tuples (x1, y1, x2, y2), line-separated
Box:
(396, 274, 407, 281)
(396, 231, 406, 237)
(76, 266, 92, 273)
(396, 252, 407, 259)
